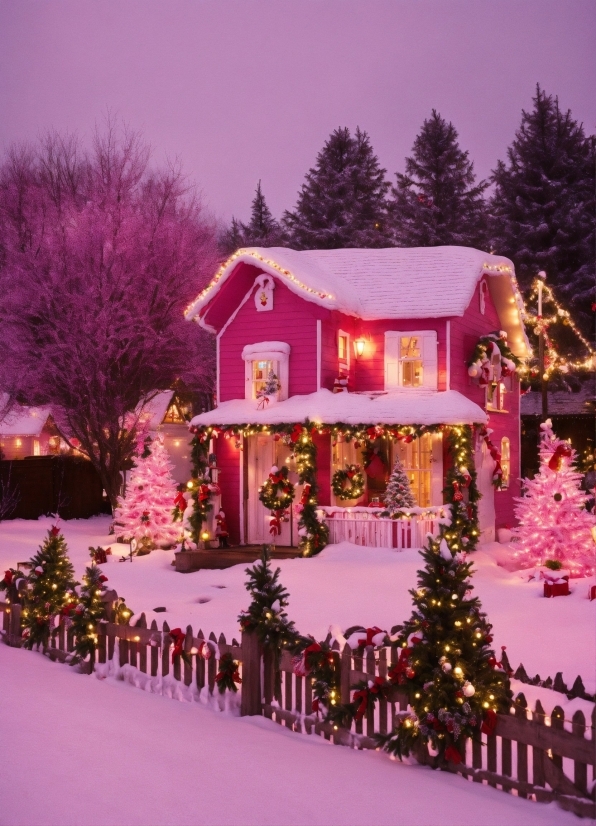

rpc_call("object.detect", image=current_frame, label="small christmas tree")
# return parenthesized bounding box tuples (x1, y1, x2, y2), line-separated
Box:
(257, 370, 281, 399)
(69, 564, 109, 667)
(513, 419, 595, 575)
(22, 527, 78, 650)
(379, 533, 511, 765)
(383, 455, 416, 512)
(114, 435, 180, 551)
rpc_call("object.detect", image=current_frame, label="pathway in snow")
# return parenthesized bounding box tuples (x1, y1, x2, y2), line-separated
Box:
(0, 645, 579, 826)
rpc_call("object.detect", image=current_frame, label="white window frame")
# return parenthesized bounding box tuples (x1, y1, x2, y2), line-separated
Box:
(242, 342, 290, 401)
(500, 437, 510, 490)
(337, 329, 350, 372)
(384, 330, 438, 391)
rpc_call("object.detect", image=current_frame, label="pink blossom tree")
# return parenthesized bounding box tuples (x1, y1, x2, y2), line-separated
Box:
(512, 419, 595, 575)
(0, 121, 218, 506)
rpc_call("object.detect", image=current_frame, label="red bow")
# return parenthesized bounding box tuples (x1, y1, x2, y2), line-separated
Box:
(169, 628, 185, 663)
(215, 668, 242, 686)
(257, 396, 270, 410)
(445, 745, 463, 764)
(269, 514, 282, 536)
(481, 709, 497, 736)
(300, 484, 311, 505)
(548, 443, 572, 472)
(388, 647, 412, 684)
(199, 484, 210, 502)
(290, 424, 303, 443)
(3, 570, 13, 585)
(99, 575, 108, 583)
(452, 481, 464, 502)
(50, 525, 60, 537)
(174, 492, 186, 510)
(353, 677, 387, 721)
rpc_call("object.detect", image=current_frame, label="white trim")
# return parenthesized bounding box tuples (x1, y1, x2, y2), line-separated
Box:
(239, 434, 245, 545)
(446, 320, 451, 390)
(316, 319, 322, 390)
(241, 342, 291, 360)
(216, 285, 256, 341)
(216, 337, 220, 405)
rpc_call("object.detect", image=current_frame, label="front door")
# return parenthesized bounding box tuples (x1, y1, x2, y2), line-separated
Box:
(247, 435, 299, 546)
(475, 441, 496, 542)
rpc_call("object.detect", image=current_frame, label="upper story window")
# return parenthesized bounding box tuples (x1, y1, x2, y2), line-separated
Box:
(500, 437, 510, 489)
(486, 376, 510, 412)
(384, 331, 438, 390)
(242, 342, 290, 401)
(338, 331, 350, 368)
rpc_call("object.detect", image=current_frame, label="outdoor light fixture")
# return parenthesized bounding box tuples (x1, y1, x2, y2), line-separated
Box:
(354, 337, 366, 357)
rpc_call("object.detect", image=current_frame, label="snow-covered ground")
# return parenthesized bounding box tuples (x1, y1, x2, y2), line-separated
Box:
(0, 515, 594, 693)
(0, 643, 579, 826)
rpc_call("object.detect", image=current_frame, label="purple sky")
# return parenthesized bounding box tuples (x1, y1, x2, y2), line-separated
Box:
(1, 1, 595, 225)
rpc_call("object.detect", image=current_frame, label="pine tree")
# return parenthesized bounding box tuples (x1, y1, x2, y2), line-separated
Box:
(113, 435, 180, 551)
(379, 533, 511, 765)
(69, 564, 109, 667)
(389, 110, 488, 248)
(219, 182, 284, 255)
(490, 86, 595, 340)
(383, 455, 416, 512)
(22, 527, 78, 650)
(257, 370, 281, 398)
(513, 419, 595, 575)
(283, 127, 391, 249)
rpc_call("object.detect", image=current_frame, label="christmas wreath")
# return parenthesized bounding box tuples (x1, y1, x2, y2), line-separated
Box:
(332, 464, 365, 501)
(467, 331, 521, 386)
(259, 465, 295, 511)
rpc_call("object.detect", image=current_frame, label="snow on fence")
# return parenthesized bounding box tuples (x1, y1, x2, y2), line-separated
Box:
(2, 600, 594, 819)
(322, 507, 447, 549)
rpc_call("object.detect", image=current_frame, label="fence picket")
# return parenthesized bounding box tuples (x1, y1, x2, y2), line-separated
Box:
(571, 710, 588, 795)
(184, 626, 193, 687)
(150, 620, 159, 677)
(532, 700, 546, 790)
(207, 632, 217, 694)
(365, 648, 376, 738)
(161, 622, 170, 678)
(196, 630, 206, 692)
(516, 694, 529, 798)
(551, 706, 564, 771)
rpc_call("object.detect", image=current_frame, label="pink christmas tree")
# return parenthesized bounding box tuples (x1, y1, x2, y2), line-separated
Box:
(512, 419, 595, 575)
(114, 435, 180, 551)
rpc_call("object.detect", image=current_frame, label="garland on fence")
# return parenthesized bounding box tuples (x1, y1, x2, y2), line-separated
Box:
(215, 652, 242, 693)
(331, 464, 365, 501)
(0, 568, 26, 604)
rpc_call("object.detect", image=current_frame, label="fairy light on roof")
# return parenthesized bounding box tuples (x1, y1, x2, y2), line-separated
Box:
(186, 249, 335, 316)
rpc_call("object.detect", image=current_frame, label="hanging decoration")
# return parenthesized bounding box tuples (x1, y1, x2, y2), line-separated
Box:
(477, 425, 503, 489)
(259, 466, 295, 511)
(467, 331, 520, 386)
(331, 464, 365, 501)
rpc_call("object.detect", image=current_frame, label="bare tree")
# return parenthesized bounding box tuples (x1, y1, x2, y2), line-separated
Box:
(0, 120, 218, 507)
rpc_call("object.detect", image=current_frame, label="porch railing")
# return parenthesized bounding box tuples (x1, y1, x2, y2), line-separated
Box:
(320, 506, 450, 549)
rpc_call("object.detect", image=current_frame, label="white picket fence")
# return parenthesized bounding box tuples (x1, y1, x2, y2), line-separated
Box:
(321, 506, 449, 549)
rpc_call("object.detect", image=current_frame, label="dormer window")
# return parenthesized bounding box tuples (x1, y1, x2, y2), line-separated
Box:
(252, 359, 278, 398)
(384, 331, 437, 390)
(242, 342, 290, 401)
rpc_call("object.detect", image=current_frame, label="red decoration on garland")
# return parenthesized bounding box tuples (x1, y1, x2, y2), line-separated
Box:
(480, 709, 497, 736)
(444, 745, 463, 764)
(300, 483, 311, 505)
(547, 443, 572, 472)
(3, 570, 13, 585)
(452, 481, 464, 502)
(169, 628, 186, 663)
(352, 676, 388, 721)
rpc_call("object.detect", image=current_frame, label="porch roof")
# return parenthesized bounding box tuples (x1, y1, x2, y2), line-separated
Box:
(189, 388, 487, 428)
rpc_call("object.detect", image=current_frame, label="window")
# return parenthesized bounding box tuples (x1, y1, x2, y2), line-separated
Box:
(242, 342, 290, 401)
(385, 331, 438, 390)
(33, 439, 40, 456)
(394, 433, 434, 507)
(500, 437, 510, 490)
(487, 381, 508, 412)
(338, 330, 350, 370)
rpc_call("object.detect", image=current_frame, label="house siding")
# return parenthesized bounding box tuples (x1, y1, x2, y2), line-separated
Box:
(216, 435, 242, 545)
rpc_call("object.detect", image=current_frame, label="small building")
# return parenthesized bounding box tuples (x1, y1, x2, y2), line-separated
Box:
(185, 246, 530, 548)
(0, 405, 58, 460)
(140, 391, 194, 484)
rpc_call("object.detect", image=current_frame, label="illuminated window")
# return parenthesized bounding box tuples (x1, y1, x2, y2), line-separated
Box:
(242, 342, 290, 401)
(400, 336, 423, 387)
(338, 330, 350, 371)
(393, 433, 433, 507)
(385, 331, 437, 390)
(252, 359, 278, 399)
(487, 381, 508, 412)
(500, 438, 510, 490)
(33, 439, 40, 456)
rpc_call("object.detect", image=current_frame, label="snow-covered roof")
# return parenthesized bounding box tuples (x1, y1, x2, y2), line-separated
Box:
(189, 388, 487, 428)
(138, 391, 175, 431)
(186, 246, 529, 358)
(0, 402, 52, 436)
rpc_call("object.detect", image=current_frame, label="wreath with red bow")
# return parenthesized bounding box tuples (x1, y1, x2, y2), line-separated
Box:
(259, 465, 295, 511)
(332, 464, 365, 501)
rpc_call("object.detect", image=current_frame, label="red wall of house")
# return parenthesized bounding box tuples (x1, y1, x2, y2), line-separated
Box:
(219, 279, 319, 402)
(216, 435, 242, 545)
(451, 280, 521, 529)
(314, 432, 331, 506)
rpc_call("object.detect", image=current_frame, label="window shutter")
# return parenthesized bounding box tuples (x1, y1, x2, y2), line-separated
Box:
(384, 332, 400, 389)
(422, 331, 438, 390)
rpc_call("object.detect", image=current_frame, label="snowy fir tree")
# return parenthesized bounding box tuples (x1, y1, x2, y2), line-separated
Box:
(22, 527, 78, 650)
(257, 370, 281, 398)
(283, 127, 391, 249)
(383, 455, 416, 512)
(69, 564, 109, 667)
(389, 110, 487, 249)
(220, 182, 284, 254)
(512, 419, 595, 575)
(490, 86, 595, 340)
(113, 435, 180, 550)
(379, 533, 511, 765)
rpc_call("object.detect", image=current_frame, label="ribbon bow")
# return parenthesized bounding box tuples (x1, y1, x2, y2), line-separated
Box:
(548, 443, 572, 472)
(173, 492, 187, 510)
(355, 626, 385, 648)
(269, 513, 282, 536)
(257, 396, 270, 410)
(353, 677, 387, 721)
(169, 628, 186, 663)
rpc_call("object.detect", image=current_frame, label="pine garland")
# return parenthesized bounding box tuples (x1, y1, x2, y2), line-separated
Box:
(215, 652, 242, 693)
(187, 431, 212, 543)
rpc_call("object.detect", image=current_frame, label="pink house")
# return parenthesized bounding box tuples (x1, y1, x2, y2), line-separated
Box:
(186, 247, 530, 552)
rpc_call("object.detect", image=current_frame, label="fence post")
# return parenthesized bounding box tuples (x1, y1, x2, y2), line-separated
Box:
(8, 604, 22, 647)
(240, 629, 262, 717)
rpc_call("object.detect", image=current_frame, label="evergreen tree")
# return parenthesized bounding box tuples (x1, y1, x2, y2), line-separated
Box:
(389, 110, 488, 248)
(22, 527, 78, 650)
(113, 435, 180, 551)
(379, 533, 511, 765)
(219, 182, 284, 255)
(283, 127, 391, 249)
(490, 86, 595, 340)
(69, 564, 109, 667)
(383, 455, 416, 512)
(513, 419, 595, 575)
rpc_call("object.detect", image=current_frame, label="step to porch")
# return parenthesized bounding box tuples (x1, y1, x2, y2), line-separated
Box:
(174, 545, 301, 573)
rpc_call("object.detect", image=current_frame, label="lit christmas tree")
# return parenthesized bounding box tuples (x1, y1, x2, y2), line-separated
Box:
(383, 455, 416, 512)
(513, 419, 595, 575)
(256, 370, 281, 400)
(22, 527, 78, 650)
(114, 435, 180, 551)
(69, 564, 109, 667)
